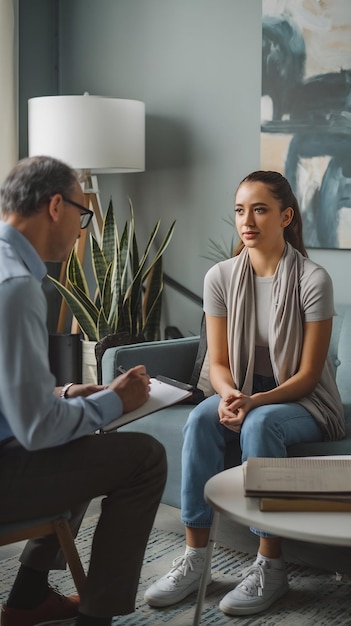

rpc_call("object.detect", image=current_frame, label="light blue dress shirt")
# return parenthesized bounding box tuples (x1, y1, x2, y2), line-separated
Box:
(0, 221, 123, 450)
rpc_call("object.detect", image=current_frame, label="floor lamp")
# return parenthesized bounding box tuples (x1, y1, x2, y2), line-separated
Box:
(28, 94, 145, 333)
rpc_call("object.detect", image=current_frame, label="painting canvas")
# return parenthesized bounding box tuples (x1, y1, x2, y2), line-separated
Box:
(261, 0, 351, 249)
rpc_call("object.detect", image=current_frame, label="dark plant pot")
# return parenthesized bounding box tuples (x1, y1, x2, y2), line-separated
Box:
(49, 333, 82, 385)
(95, 332, 146, 384)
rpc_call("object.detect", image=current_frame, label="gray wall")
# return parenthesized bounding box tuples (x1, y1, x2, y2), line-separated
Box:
(19, 0, 58, 158)
(19, 0, 351, 336)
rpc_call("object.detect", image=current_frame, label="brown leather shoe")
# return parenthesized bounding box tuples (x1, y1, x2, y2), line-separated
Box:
(0, 588, 79, 625)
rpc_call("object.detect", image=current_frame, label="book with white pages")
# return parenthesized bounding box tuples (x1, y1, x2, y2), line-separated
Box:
(243, 456, 351, 500)
(103, 377, 192, 431)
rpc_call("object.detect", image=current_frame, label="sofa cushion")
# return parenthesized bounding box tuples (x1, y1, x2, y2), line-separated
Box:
(189, 315, 215, 398)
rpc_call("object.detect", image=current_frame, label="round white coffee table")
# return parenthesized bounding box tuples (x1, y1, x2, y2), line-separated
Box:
(192, 465, 351, 625)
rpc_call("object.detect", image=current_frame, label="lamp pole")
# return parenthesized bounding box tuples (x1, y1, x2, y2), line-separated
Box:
(28, 94, 145, 333)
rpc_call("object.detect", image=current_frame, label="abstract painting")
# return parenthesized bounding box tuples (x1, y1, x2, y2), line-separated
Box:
(261, 0, 351, 249)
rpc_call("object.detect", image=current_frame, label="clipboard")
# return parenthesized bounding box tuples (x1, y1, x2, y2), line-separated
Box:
(103, 377, 192, 431)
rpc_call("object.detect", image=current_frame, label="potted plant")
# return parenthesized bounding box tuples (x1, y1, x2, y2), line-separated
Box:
(202, 214, 238, 262)
(48, 198, 175, 383)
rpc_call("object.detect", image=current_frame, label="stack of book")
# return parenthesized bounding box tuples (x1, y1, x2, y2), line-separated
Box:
(243, 456, 351, 512)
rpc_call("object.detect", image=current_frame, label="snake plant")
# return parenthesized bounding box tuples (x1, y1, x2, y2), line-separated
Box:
(48, 198, 175, 341)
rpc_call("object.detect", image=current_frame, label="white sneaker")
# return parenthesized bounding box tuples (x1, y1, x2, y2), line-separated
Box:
(144, 549, 211, 607)
(219, 554, 289, 615)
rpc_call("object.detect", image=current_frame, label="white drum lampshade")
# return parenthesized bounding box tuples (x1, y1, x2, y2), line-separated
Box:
(28, 94, 145, 173)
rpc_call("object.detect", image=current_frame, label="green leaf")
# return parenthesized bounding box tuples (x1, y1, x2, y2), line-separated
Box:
(91, 235, 108, 299)
(69, 283, 99, 324)
(142, 257, 163, 341)
(49, 197, 175, 342)
(101, 262, 113, 322)
(101, 199, 116, 264)
(47, 275, 98, 340)
(118, 222, 130, 298)
(97, 308, 113, 340)
(67, 249, 90, 296)
(141, 221, 176, 284)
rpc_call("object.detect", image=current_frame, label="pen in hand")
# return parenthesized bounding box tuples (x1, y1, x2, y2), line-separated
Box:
(117, 365, 150, 379)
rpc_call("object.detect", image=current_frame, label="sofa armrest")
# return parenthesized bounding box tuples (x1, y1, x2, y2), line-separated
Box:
(101, 336, 200, 384)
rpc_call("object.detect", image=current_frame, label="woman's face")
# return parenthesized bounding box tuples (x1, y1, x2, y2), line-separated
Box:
(234, 181, 293, 253)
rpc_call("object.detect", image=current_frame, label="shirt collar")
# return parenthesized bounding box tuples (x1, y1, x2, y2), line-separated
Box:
(0, 221, 47, 281)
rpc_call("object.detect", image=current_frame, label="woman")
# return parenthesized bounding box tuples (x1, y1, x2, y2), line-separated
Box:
(144, 171, 345, 616)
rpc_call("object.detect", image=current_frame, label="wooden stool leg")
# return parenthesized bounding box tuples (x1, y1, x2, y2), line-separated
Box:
(54, 519, 87, 596)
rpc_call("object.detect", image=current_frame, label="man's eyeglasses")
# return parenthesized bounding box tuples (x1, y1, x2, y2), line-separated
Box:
(62, 197, 94, 229)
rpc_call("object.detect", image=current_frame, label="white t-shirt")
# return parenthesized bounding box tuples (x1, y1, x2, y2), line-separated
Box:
(204, 256, 334, 321)
(204, 256, 335, 378)
(202, 248, 345, 440)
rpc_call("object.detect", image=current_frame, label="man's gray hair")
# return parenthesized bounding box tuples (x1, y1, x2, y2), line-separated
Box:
(0, 155, 79, 217)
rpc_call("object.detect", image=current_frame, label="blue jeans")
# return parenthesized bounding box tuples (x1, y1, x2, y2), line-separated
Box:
(181, 376, 323, 537)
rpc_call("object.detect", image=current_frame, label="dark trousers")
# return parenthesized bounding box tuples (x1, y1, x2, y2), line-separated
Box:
(0, 432, 167, 618)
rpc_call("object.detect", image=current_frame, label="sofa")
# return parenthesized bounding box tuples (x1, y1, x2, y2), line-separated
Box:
(101, 304, 351, 509)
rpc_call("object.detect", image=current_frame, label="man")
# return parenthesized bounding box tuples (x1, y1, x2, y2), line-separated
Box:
(0, 156, 167, 626)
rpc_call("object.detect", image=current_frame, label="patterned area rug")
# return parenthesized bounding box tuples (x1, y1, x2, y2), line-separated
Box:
(1, 517, 351, 625)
